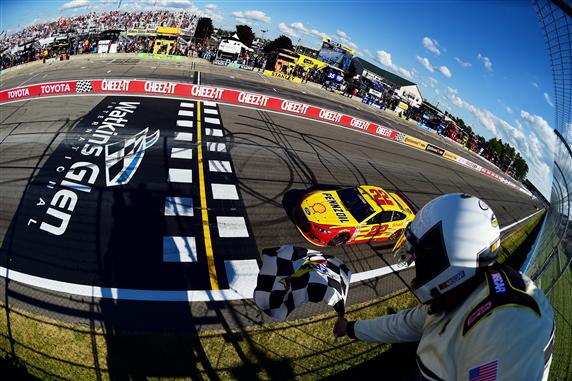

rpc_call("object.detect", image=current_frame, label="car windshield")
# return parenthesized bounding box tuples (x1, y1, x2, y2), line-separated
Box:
(336, 188, 375, 222)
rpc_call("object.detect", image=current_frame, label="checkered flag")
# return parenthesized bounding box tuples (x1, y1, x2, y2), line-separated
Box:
(254, 245, 351, 322)
(76, 80, 93, 93)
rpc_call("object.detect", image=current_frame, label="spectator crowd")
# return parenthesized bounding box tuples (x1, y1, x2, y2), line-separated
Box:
(1, 10, 194, 50)
(1, 10, 197, 68)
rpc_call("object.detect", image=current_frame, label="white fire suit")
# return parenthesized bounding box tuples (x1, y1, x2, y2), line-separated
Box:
(347, 266, 555, 381)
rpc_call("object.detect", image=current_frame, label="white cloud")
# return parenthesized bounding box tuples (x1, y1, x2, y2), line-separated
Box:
(454, 57, 472, 67)
(61, 0, 90, 9)
(336, 30, 348, 39)
(398, 67, 413, 79)
(376, 50, 413, 79)
(201, 6, 224, 22)
(363, 49, 374, 59)
(417, 56, 452, 78)
(448, 88, 497, 134)
(530, 82, 539, 89)
(543, 92, 554, 107)
(377, 50, 393, 67)
(427, 77, 438, 87)
(447, 88, 554, 195)
(345, 40, 358, 50)
(278, 22, 298, 38)
(291, 22, 309, 33)
(278, 22, 329, 43)
(332, 31, 358, 50)
(520, 110, 555, 146)
(310, 29, 327, 39)
(232, 10, 271, 24)
(235, 17, 249, 24)
(152, 0, 194, 9)
(416, 55, 434, 73)
(422, 37, 441, 55)
(438, 65, 452, 78)
(477, 53, 493, 71)
(435, 88, 440, 95)
(506, 106, 513, 114)
(448, 86, 458, 94)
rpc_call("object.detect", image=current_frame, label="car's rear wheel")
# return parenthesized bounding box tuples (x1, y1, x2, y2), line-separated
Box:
(328, 233, 350, 247)
(389, 229, 403, 241)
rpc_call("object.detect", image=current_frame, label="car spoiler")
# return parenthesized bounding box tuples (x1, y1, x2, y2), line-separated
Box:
(395, 191, 418, 213)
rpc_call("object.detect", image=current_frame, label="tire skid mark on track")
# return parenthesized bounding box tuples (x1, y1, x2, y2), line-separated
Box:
(256, 109, 317, 187)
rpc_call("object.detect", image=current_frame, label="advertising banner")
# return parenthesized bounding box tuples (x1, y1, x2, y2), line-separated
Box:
(368, 89, 382, 98)
(425, 143, 445, 156)
(263, 70, 303, 83)
(374, 126, 400, 141)
(403, 135, 428, 150)
(443, 151, 459, 161)
(318, 38, 354, 72)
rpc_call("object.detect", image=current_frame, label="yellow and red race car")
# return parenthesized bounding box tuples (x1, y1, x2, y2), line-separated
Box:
(293, 185, 417, 247)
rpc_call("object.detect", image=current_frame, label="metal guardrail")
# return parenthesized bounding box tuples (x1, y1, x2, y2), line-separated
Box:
(526, 0, 571, 294)
(527, 1, 571, 379)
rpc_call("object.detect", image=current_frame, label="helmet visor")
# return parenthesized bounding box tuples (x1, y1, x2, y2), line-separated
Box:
(410, 221, 450, 288)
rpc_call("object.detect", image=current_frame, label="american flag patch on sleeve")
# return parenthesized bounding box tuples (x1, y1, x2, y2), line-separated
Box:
(469, 359, 498, 381)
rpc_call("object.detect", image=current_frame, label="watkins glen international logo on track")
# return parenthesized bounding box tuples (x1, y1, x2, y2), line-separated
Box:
(105, 128, 159, 186)
(25, 100, 160, 236)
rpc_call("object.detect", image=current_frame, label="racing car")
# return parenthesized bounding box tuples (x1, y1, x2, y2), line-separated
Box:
(293, 185, 417, 247)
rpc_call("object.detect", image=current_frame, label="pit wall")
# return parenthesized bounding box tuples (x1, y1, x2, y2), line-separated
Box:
(0, 78, 532, 195)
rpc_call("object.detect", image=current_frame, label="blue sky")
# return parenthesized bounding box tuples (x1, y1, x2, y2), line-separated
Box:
(1, 0, 557, 197)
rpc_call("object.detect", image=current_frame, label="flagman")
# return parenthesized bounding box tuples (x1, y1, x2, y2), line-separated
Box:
(333, 193, 555, 381)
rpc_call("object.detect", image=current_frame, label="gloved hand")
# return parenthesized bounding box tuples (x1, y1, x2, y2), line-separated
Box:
(333, 317, 349, 338)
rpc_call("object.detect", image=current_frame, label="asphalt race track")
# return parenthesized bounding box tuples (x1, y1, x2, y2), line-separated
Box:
(0, 56, 544, 329)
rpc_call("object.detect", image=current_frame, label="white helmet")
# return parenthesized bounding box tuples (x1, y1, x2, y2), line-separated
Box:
(394, 193, 500, 304)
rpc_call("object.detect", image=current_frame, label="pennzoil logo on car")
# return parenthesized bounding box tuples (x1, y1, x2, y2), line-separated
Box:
(323, 193, 350, 223)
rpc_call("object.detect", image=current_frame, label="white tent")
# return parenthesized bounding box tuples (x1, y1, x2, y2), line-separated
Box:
(217, 37, 253, 55)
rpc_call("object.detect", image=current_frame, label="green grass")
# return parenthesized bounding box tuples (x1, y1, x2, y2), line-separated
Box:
(497, 211, 545, 269)
(547, 254, 572, 381)
(0, 291, 418, 380)
(0, 212, 557, 380)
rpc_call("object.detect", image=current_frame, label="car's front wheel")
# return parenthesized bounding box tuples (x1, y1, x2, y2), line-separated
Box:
(328, 233, 350, 247)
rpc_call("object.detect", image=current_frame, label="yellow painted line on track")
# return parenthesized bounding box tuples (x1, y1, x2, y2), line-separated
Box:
(197, 102, 219, 290)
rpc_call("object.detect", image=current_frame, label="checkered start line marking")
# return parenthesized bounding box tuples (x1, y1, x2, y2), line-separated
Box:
(163, 101, 255, 291)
